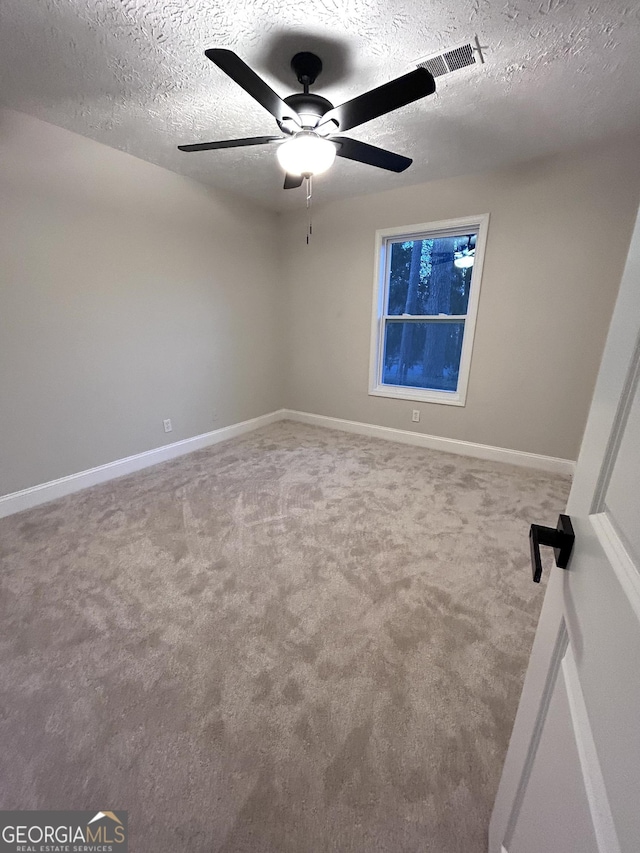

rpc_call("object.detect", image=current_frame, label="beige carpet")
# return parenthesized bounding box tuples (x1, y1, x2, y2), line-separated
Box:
(0, 421, 570, 852)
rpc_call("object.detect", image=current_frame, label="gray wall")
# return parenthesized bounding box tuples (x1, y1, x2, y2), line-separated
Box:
(0, 109, 283, 494)
(2, 108, 639, 498)
(279, 138, 640, 460)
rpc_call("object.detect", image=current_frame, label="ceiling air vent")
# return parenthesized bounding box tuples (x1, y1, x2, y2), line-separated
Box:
(416, 38, 484, 78)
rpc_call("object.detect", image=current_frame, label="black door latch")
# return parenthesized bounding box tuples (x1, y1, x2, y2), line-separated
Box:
(529, 514, 575, 583)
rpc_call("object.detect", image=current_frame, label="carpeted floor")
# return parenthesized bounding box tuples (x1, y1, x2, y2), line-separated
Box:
(0, 421, 570, 852)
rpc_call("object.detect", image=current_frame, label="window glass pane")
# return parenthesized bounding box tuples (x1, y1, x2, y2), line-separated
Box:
(382, 321, 465, 392)
(386, 234, 476, 316)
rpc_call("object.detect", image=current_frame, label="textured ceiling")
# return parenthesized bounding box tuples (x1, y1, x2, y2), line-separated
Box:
(1, 0, 639, 211)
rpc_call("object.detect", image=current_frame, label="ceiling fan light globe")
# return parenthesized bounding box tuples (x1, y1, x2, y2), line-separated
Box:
(276, 131, 336, 177)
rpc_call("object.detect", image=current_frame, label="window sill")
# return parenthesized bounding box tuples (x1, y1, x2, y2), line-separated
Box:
(369, 385, 466, 407)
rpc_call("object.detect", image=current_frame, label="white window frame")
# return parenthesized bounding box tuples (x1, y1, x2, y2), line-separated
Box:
(368, 213, 490, 407)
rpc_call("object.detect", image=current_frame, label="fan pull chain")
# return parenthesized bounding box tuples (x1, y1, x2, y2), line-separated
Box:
(305, 175, 313, 245)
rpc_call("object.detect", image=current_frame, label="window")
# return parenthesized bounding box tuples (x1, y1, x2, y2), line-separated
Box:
(369, 214, 489, 406)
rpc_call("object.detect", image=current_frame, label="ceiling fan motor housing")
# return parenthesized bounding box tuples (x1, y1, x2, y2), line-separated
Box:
(280, 93, 335, 132)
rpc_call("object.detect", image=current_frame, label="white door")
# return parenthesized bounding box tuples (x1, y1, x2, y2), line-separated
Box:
(489, 204, 640, 853)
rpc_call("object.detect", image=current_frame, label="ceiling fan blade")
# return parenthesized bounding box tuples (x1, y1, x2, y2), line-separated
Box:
(332, 136, 412, 172)
(283, 173, 304, 190)
(178, 136, 281, 152)
(319, 67, 435, 133)
(205, 49, 301, 129)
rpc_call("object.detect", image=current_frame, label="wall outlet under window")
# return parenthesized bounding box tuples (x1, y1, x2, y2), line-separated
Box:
(163, 418, 172, 433)
(412, 410, 420, 423)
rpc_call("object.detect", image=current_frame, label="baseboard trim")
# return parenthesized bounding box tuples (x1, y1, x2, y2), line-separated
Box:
(0, 410, 282, 519)
(1, 407, 575, 519)
(281, 409, 576, 476)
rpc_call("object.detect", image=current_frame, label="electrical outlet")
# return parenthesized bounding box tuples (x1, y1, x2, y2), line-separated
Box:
(163, 418, 172, 433)
(412, 410, 420, 423)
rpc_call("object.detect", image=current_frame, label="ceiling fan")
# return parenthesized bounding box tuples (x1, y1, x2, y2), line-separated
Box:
(178, 50, 436, 189)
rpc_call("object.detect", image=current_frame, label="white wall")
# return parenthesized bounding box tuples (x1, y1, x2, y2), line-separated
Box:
(279, 138, 640, 461)
(0, 109, 283, 495)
